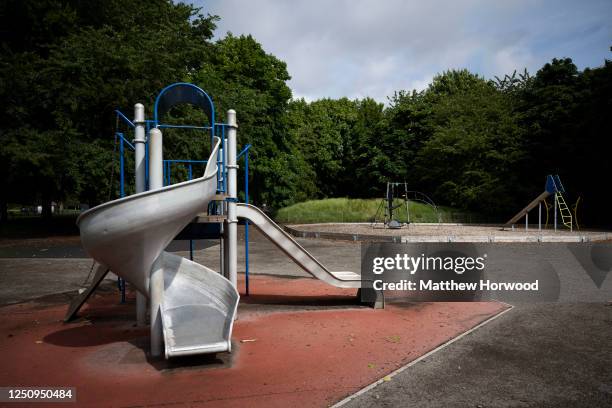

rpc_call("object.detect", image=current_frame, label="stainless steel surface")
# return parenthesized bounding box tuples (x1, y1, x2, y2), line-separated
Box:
(77, 138, 239, 356)
(236, 203, 363, 288)
(227, 110, 238, 289)
(161, 252, 239, 357)
(148, 127, 164, 356)
(64, 263, 109, 322)
(134, 103, 147, 326)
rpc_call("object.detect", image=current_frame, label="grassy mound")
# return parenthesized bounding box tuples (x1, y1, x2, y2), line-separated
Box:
(275, 198, 471, 224)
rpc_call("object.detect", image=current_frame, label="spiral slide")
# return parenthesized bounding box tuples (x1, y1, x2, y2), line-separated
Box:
(70, 139, 239, 358)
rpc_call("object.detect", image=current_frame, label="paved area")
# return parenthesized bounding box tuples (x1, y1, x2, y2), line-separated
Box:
(0, 276, 505, 408)
(0, 228, 360, 305)
(290, 223, 611, 242)
(1, 228, 610, 407)
(344, 303, 612, 408)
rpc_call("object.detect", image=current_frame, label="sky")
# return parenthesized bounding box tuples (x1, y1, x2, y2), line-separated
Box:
(195, 0, 611, 103)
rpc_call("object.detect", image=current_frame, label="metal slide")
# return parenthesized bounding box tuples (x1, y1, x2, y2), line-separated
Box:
(236, 203, 383, 307)
(74, 139, 239, 357)
(504, 191, 551, 227)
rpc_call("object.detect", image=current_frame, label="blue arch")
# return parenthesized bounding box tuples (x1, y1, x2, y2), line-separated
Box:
(153, 82, 215, 127)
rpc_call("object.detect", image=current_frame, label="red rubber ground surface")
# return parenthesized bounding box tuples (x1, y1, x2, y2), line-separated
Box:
(0, 275, 507, 407)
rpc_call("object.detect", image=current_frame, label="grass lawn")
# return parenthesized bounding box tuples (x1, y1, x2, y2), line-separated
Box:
(275, 198, 480, 224)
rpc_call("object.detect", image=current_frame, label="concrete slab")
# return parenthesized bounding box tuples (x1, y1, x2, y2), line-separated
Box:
(288, 223, 611, 243)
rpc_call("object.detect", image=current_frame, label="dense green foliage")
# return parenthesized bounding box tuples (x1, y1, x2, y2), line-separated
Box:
(1, 1, 610, 226)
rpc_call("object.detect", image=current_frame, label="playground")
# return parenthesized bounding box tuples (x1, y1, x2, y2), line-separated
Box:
(1, 83, 610, 407)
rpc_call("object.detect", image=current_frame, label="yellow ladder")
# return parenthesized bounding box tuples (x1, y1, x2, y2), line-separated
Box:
(555, 192, 573, 230)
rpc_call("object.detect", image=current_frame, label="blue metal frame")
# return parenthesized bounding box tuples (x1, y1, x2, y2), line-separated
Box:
(237, 144, 252, 295)
(114, 110, 135, 128)
(113, 131, 137, 303)
(163, 160, 207, 186)
(545, 174, 566, 194)
(153, 82, 215, 133)
(113, 83, 252, 296)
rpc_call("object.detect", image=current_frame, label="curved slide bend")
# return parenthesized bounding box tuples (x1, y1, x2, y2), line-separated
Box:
(236, 204, 383, 308)
(71, 138, 239, 358)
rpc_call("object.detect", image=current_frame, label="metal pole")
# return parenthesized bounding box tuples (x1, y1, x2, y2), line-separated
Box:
(554, 194, 558, 231)
(222, 126, 227, 193)
(404, 181, 409, 224)
(134, 104, 146, 193)
(148, 127, 164, 357)
(538, 201, 542, 231)
(220, 229, 225, 278)
(145, 121, 150, 189)
(119, 137, 125, 198)
(134, 104, 147, 326)
(525, 212, 528, 231)
(118, 135, 126, 303)
(245, 150, 249, 296)
(227, 110, 238, 289)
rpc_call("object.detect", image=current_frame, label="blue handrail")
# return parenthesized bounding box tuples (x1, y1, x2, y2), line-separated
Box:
(158, 124, 213, 130)
(115, 110, 135, 128)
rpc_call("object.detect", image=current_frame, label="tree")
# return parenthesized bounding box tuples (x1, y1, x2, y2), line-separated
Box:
(0, 0, 218, 218)
(409, 70, 525, 213)
(513, 58, 612, 227)
(189, 34, 314, 208)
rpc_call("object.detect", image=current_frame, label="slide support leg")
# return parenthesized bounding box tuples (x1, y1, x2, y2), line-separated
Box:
(134, 103, 147, 326)
(148, 127, 164, 356)
(227, 110, 238, 289)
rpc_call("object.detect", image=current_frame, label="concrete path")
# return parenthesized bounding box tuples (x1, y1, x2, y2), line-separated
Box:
(0, 228, 360, 305)
(343, 303, 612, 408)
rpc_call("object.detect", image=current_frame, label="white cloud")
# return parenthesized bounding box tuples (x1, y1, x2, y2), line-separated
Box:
(196, 0, 612, 103)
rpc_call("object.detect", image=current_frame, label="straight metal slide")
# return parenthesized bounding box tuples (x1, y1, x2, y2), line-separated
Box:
(236, 203, 383, 307)
(504, 191, 550, 226)
(70, 138, 239, 357)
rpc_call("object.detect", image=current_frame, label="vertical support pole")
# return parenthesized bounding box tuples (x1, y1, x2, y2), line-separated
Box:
(218, 141, 224, 192)
(134, 105, 146, 193)
(189, 161, 194, 261)
(220, 229, 225, 278)
(222, 126, 227, 193)
(245, 149, 249, 296)
(227, 110, 238, 290)
(145, 123, 150, 190)
(118, 134, 126, 304)
(525, 212, 528, 231)
(148, 127, 164, 357)
(554, 194, 558, 231)
(119, 136, 125, 198)
(404, 182, 410, 225)
(538, 201, 542, 231)
(134, 104, 147, 326)
(223, 221, 230, 279)
(223, 136, 228, 194)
